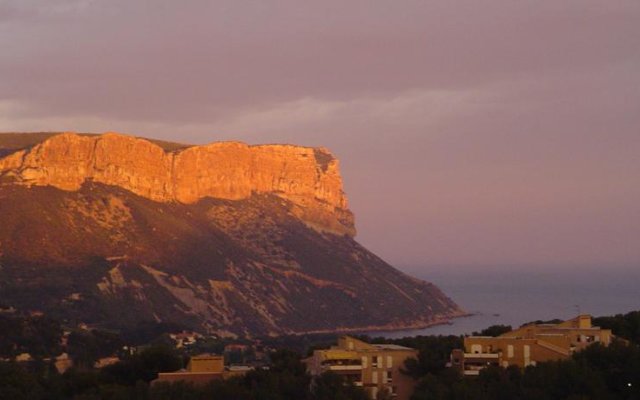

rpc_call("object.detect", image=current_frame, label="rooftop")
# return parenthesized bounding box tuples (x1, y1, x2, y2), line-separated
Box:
(372, 344, 414, 351)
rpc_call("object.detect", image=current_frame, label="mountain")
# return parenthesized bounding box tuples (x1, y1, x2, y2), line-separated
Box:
(0, 132, 463, 337)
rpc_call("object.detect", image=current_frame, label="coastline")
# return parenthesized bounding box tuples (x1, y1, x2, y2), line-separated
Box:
(284, 310, 472, 337)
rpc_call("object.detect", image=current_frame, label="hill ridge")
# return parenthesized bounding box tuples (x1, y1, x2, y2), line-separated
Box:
(0, 132, 353, 236)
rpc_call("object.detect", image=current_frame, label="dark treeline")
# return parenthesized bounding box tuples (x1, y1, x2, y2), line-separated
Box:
(1, 311, 639, 399)
(393, 311, 640, 400)
(408, 341, 639, 400)
(0, 346, 367, 400)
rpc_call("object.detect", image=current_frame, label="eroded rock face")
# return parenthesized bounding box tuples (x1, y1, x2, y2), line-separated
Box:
(0, 133, 464, 336)
(0, 184, 463, 336)
(0, 132, 354, 235)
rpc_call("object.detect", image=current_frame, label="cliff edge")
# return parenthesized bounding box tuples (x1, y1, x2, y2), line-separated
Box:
(0, 132, 354, 236)
(0, 132, 462, 337)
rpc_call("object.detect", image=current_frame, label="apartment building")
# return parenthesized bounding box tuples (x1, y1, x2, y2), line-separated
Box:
(306, 336, 418, 400)
(153, 354, 225, 386)
(451, 315, 613, 376)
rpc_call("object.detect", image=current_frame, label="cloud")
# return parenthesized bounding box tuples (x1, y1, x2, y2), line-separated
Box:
(0, 0, 639, 268)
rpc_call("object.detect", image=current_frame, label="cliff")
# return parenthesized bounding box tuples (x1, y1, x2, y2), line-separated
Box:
(0, 132, 463, 337)
(0, 132, 354, 236)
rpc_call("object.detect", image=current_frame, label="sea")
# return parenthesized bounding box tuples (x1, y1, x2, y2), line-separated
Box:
(373, 266, 640, 338)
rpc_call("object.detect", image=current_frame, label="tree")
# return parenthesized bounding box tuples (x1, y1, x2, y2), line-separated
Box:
(311, 372, 368, 400)
(102, 344, 182, 385)
(472, 325, 512, 337)
(0, 362, 44, 400)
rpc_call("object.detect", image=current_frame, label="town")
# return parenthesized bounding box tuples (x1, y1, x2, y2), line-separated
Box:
(1, 308, 638, 399)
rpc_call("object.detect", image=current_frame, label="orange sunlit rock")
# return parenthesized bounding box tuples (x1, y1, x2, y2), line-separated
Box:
(0, 132, 354, 236)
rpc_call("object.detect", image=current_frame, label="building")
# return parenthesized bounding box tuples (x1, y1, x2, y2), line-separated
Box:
(152, 354, 254, 386)
(451, 315, 613, 376)
(306, 336, 418, 400)
(54, 353, 73, 373)
(94, 356, 120, 369)
(169, 330, 203, 348)
(153, 354, 224, 386)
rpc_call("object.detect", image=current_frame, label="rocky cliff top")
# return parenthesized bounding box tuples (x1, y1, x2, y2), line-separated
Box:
(0, 132, 354, 236)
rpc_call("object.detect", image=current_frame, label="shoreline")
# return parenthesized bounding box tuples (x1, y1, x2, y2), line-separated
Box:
(284, 310, 472, 337)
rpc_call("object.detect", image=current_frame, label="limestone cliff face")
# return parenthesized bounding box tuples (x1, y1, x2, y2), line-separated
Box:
(0, 132, 464, 336)
(0, 132, 354, 235)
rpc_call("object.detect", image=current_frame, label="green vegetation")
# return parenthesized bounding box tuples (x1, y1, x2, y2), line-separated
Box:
(1, 311, 640, 399)
(0, 347, 367, 400)
(0, 132, 191, 153)
(0, 314, 62, 358)
(0, 132, 63, 151)
(409, 341, 640, 400)
(363, 335, 463, 377)
(406, 310, 640, 400)
(471, 325, 512, 337)
(594, 311, 640, 344)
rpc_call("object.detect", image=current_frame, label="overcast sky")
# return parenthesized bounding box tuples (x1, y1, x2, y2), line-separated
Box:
(1, 0, 639, 272)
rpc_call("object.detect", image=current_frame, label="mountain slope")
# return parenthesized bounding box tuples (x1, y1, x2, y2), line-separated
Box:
(0, 132, 462, 337)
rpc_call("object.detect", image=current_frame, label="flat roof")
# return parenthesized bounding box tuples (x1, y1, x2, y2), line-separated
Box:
(372, 344, 414, 351)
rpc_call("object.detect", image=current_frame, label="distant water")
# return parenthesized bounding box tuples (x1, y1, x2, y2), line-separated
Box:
(373, 266, 640, 338)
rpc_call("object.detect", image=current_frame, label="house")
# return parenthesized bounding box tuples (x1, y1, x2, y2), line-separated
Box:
(153, 354, 224, 386)
(451, 315, 613, 376)
(306, 336, 418, 400)
(169, 331, 203, 348)
(54, 353, 73, 373)
(94, 356, 120, 369)
(15, 353, 33, 362)
(152, 353, 253, 387)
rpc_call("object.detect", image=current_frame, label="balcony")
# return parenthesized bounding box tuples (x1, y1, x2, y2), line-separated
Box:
(327, 364, 363, 371)
(463, 353, 499, 359)
(463, 370, 480, 376)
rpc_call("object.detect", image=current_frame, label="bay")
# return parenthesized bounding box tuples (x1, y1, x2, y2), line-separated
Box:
(372, 266, 640, 338)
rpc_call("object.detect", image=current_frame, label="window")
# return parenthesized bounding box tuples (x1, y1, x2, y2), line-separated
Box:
(386, 355, 393, 368)
(372, 371, 378, 384)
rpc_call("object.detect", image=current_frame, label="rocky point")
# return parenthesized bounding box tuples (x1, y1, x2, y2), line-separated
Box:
(0, 132, 462, 337)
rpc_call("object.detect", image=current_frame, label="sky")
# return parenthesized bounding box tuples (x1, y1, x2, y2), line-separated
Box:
(1, 0, 639, 272)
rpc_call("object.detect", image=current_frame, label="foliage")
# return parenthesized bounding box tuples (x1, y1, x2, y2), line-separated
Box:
(472, 325, 512, 337)
(0, 315, 62, 358)
(373, 335, 463, 377)
(0, 346, 366, 400)
(101, 344, 183, 385)
(67, 329, 124, 367)
(259, 333, 338, 356)
(3, 311, 640, 399)
(311, 372, 368, 400)
(521, 318, 563, 326)
(410, 341, 640, 400)
(119, 321, 190, 346)
(594, 311, 640, 344)
(0, 362, 45, 400)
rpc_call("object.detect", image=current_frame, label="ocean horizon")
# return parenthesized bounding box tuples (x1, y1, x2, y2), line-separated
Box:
(372, 265, 640, 338)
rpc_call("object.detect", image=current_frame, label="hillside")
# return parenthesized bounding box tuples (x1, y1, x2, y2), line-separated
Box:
(0, 132, 462, 337)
